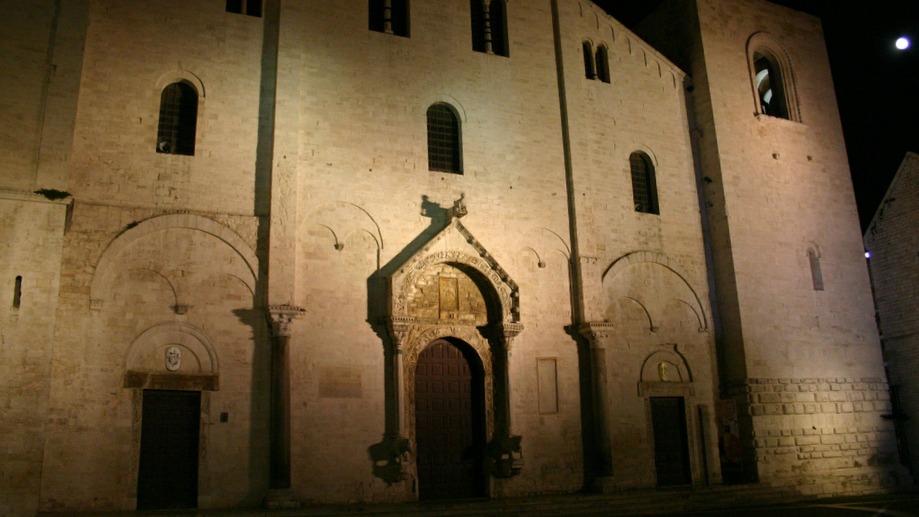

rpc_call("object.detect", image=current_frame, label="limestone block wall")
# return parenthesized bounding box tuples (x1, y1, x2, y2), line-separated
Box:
(38, 206, 267, 511)
(561, 1, 720, 488)
(0, 194, 69, 517)
(865, 152, 919, 474)
(67, 0, 263, 214)
(0, 2, 56, 190)
(283, 0, 581, 501)
(639, 0, 905, 493)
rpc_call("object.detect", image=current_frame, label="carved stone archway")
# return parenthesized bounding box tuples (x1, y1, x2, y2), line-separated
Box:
(380, 205, 524, 485)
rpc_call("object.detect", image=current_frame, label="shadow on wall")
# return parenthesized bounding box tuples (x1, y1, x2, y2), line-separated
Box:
(365, 195, 451, 486)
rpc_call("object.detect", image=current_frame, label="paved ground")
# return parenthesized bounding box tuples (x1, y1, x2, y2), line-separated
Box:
(38, 489, 919, 517)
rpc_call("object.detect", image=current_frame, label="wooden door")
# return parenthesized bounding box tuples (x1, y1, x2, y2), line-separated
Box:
(650, 396, 692, 486)
(137, 389, 201, 509)
(415, 340, 485, 499)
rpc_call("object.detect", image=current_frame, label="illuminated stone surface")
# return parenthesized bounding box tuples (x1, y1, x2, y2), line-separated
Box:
(0, 1, 906, 514)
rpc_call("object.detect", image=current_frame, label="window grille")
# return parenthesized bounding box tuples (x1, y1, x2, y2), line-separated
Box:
(156, 82, 198, 156)
(630, 152, 659, 214)
(427, 104, 461, 174)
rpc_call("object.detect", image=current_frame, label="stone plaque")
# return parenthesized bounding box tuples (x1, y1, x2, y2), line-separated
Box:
(319, 366, 363, 399)
(537, 358, 559, 414)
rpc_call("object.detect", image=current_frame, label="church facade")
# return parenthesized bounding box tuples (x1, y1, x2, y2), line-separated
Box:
(0, 0, 908, 514)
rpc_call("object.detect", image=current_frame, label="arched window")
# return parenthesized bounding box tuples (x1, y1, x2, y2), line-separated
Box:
(427, 103, 462, 174)
(595, 44, 610, 83)
(156, 81, 198, 156)
(753, 52, 788, 119)
(582, 41, 595, 79)
(369, 0, 409, 37)
(472, 1, 509, 56)
(629, 152, 659, 215)
(747, 33, 799, 121)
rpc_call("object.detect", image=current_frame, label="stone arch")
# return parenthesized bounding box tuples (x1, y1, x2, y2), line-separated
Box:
(602, 251, 707, 332)
(90, 213, 258, 309)
(123, 322, 219, 391)
(638, 345, 694, 397)
(640, 347, 692, 384)
(746, 32, 801, 122)
(155, 69, 206, 98)
(392, 245, 519, 325)
(425, 94, 467, 123)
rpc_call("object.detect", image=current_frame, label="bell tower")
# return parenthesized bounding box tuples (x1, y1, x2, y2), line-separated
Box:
(639, 0, 910, 492)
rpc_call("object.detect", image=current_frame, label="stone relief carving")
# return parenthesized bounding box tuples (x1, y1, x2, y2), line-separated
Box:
(165, 346, 181, 371)
(389, 218, 520, 324)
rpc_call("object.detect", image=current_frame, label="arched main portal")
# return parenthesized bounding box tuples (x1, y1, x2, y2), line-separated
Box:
(414, 339, 486, 499)
(379, 214, 524, 492)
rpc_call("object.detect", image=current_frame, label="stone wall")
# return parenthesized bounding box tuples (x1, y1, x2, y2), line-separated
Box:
(0, 193, 69, 517)
(865, 152, 919, 475)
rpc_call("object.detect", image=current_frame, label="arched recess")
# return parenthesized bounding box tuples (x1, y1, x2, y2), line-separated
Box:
(746, 32, 800, 122)
(602, 251, 708, 333)
(124, 321, 219, 391)
(638, 345, 694, 396)
(89, 213, 258, 309)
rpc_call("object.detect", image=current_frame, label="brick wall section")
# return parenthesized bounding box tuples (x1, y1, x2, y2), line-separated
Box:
(732, 377, 901, 493)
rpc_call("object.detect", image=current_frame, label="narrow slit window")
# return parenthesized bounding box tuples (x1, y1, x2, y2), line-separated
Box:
(369, 0, 410, 37)
(156, 82, 198, 156)
(12, 276, 22, 308)
(808, 249, 824, 291)
(583, 41, 596, 79)
(630, 151, 659, 215)
(596, 44, 610, 83)
(427, 103, 462, 174)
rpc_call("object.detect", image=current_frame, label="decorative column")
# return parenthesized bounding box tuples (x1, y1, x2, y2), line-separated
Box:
(265, 305, 304, 508)
(490, 322, 524, 478)
(383, 0, 393, 34)
(386, 317, 414, 441)
(579, 321, 616, 488)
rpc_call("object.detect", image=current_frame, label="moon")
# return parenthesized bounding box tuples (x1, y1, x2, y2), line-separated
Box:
(896, 37, 910, 50)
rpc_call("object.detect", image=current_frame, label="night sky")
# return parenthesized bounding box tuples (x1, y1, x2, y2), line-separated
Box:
(595, 0, 919, 232)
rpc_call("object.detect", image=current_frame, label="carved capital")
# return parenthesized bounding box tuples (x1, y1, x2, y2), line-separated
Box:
(578, 321, 616, 348)
(496, 322, 524, 351)
(386, 316, 415, 350)
(267, 305, 306, 337)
